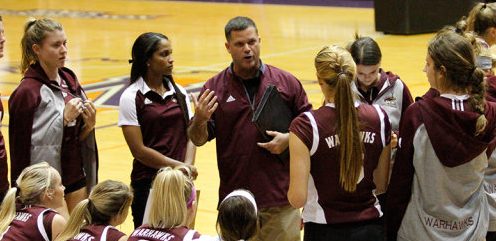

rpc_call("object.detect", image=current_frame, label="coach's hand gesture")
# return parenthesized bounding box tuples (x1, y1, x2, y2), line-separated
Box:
(257, 130, 289, 154)
(192, 89, 218, 124)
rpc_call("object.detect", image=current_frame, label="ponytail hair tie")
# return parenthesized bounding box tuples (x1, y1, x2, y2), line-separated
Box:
(482, 3, 488, 10)
(455, 26, 464, 34)
(15, 187, 21, 197)
(476, 56, 492, 70)
(25, 18, 37, 31)
(337, 72, 347, 79)
(186, 185, 196, 209)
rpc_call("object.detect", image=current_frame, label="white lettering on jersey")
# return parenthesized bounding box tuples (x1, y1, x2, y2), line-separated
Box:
(361, 131, 376, 144)
(73, 232, 95, 241)
(325, 131, 376, 149)
(325, 135, 340, 148)
(13, 212, 32, 222)
(131, 228, 175, 241)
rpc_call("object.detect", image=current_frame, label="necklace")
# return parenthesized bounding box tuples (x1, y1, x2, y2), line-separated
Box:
(150, 85, 166, 96)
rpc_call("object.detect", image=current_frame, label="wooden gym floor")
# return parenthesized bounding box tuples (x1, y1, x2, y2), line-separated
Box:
(0, 0, 436, 236)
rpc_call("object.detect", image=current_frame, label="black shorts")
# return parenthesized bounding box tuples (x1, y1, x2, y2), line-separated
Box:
(487, 231, 496, 241)
(304, 218, 384, 241)
(64, 177, 86, 194)
(130, 178, 153, 229)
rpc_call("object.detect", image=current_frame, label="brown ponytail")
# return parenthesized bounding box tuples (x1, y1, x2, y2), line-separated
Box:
(466, 2, 496, 35)
(20, 18, 63, 74)
(469, 67, 487, 135)
(429, 29, 487, 135)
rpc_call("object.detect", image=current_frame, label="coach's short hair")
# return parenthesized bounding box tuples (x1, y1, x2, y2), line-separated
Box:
(224, 16, 258, 41)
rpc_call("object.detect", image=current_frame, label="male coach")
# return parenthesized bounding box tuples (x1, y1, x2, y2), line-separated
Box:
(188, 16, 311, 240)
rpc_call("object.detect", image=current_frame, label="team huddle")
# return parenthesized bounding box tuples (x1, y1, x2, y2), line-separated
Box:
(0, 2, 496, 241)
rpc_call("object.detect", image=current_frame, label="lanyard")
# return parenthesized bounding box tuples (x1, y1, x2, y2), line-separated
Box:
(49, 82, 86, 101)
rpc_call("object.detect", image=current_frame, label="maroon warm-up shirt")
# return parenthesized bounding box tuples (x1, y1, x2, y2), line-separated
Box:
(0, 100, 8, 196)
(201, 63, 311, 208)
(387, 95, 496, 241)
(8, 63, 92, 188)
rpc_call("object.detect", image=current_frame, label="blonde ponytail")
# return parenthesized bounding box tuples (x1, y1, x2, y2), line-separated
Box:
(315, 45, 363, 192)
(56, 180, 133, 241)
(54, 199, 90, 241)
(0, 188, 19, 233)
(0, 162, 57, 233)
(149, 166, 194, 228)
(335, 73, 363, 192)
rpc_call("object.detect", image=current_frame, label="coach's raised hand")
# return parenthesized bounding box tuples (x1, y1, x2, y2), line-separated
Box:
(188, 89, 218, 146)
(193, 89, 218, 123)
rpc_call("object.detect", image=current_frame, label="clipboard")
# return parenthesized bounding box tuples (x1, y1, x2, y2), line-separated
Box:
(252, 85, 293, 161)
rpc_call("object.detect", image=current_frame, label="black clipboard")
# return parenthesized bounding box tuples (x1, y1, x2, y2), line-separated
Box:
(252, 85, 293, 161)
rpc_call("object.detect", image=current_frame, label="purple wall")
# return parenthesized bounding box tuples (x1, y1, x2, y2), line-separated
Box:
(171, 0, 373, 8)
